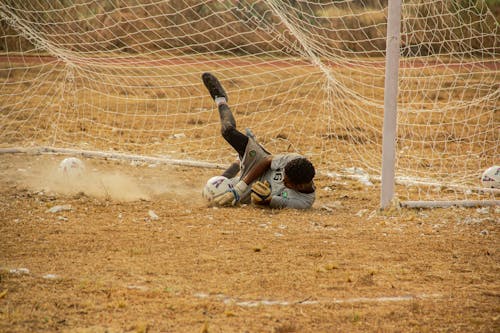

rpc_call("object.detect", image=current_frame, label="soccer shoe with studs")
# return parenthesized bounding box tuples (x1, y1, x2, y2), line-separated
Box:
(202, 72, 228, 102)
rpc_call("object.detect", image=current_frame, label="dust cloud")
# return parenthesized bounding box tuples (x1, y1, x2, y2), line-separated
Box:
(5, 156, 202, 202)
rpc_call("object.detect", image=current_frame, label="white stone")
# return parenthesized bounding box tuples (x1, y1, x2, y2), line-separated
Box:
(9, 268, 30, 275)
(46, 205, 72, 213)
(476, 207, 489, 215)
(356, 209, 369, 217)
(148, 210, 159, 220)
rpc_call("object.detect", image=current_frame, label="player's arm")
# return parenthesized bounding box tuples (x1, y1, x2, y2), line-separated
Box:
(269, 195, 313, 209)
(213, 155, 273, 206)
(241, 155, 272, 185)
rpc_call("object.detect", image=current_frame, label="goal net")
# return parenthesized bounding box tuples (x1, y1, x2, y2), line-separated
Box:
(0, 0, 498, 205)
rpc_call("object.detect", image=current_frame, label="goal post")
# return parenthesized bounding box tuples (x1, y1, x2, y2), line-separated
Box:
(380, 0, 402, 209)
(0, 1, 498, 207)
(380, 0, 499, 209)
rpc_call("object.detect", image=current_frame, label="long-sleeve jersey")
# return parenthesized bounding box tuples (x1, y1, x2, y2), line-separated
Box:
(235, 137, 315, 209)
(260, 154, 315, 209)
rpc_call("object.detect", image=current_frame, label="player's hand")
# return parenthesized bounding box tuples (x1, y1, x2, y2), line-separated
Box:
(251, 180, 271, 205)
(212, 191, 234, 206)
(213, 180, 248, 206)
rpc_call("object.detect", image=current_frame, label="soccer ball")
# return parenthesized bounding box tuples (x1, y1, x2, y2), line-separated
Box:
(481, 165, 500, 189)
(202, 176, 233, 201)
(58, 157, 85, 177)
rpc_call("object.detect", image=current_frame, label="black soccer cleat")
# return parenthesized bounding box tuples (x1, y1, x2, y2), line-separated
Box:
(202, 72, 228, 102)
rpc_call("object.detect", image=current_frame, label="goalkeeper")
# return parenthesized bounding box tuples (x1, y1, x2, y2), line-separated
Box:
(202, 72, 316, 209)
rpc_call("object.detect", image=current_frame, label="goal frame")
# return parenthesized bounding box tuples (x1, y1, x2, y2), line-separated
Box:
(380, 0, 402, 210)
(380, 0, 498, 209)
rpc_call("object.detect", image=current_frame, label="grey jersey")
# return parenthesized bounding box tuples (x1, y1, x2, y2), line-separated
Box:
(234, 137, 315, 209)
(260, 154, 315, 209)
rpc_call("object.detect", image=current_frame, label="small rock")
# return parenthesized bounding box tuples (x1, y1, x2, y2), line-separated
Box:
(321, 201, 342, 211)
(480, 229, 489, 236)
(321, 205, 334, 212)
(130, 160, 142, 167)
(46, 205, 72, 213)
(148, 210, 159, 220)
(127, 285, 148, 291)
(344, 167, 367, 176)
(476, 207, 489, 215)
(9, 268, 30, 275)
(358, 175, 373, 187)
(356, 209, 369, 217)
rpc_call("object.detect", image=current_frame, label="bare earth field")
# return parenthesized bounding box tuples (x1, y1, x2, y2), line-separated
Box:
(0, 0, 498, 329)
(0, 52, 498, 332)
(0, 153, 498, 332)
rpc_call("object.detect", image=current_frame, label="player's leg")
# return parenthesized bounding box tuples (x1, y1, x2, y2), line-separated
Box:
(221, 160, 240, 179)
(218, 103, 248, 158)
(202, 72, 248, 158)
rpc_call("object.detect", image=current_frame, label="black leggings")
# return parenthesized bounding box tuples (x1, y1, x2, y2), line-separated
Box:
(218, 103, 248, 159)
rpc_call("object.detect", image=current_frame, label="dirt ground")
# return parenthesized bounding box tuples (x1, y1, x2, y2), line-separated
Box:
(0, 153, 498, 332)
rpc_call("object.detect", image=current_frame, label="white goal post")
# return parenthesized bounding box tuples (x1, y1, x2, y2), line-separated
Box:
(0, 1, 498, 208)
(380, 0, 402, 209)
(380, 0, 498, 209)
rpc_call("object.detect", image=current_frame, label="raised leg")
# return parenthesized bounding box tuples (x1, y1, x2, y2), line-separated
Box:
(202, 72, 248, 158)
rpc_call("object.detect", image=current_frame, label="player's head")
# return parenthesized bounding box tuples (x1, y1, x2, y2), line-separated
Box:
(284, 157, 315, 187)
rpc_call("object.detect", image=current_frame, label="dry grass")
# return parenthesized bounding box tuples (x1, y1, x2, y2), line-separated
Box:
(0, 2, 498, 331)
(0, 153, 499, 332)
(0, 56, 497, 198)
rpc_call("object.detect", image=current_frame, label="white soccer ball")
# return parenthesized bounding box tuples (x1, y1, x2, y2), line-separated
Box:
(202, 176, 233, 201)
(481, 165, 500, 189)
(58, 157, 85, 178)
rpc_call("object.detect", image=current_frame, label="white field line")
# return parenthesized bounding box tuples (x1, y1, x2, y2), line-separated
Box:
(2, 147, 498, 206)
(0, 146, 225, 169)
(3, 267, 444, 307)
(193, 292, 442, 307)
(2, 146, 498, 193)
(324, 171, 500, 195)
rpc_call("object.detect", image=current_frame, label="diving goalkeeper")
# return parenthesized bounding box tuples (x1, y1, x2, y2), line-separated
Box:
(202, 72, 316, 209)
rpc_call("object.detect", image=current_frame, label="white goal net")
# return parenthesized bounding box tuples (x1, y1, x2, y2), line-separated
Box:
(0, 0, 498, 204)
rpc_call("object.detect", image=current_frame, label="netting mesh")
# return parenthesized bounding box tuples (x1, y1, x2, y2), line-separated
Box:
(0, 0, 498, 202)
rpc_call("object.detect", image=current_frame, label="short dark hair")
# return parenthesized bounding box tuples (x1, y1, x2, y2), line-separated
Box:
(284, 158, 315, 185)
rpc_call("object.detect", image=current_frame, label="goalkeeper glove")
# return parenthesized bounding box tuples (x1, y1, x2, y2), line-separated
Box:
(213, 180, 248, 206)
(251, 180, 271, 205)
